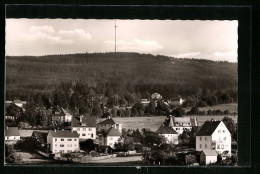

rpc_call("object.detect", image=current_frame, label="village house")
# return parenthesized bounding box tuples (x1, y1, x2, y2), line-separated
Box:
(169, 116, 198, 134)
(71, 114, 97, 140)
(99, 127, 121, 148)
(32, 131, 48, 151)
(151, 93, 162, 100)
(6, 100, 27, 109)
(140, 99, 150, 106)
(200, 150, 218, 165)
(47, 129, 79, 154)
(48, 107, 66, 125)
(196, 120, 231, 157)
(156, 124, 179, 144)
(61, 108, 72, 122)
(5, 127, 20, 141)
(169, 96, 185, 106)
(97, 116, 122, 133)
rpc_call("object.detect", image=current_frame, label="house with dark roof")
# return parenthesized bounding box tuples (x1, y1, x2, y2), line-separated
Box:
(200, 150, 218, 165)
(47, 129, 79, 154)
(156, 124, 179, 144)
(48, 107, 66, 125)
(5, 127, 20, 141)
(71, 114, 97, 140)
(169, 116, 198, 134)
(99, 127, 121, 148)
(97, 116, 122, 133)
(196, 120, 231, 157)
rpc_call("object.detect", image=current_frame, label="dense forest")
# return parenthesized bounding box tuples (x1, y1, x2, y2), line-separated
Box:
(6, 52, 237, 100)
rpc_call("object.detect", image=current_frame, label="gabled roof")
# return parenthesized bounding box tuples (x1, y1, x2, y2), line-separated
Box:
(5, 127, 20, 136)
(48, 130, 79, 138)
(196, 121, 221, 136)
(106, 127, 121, 136)
(156, 124, 178, 134)
(99, 117, 116, 125)
(71, 114, 96, 127)
(32, 131, 48, 144)
(201, 150, 218, 156)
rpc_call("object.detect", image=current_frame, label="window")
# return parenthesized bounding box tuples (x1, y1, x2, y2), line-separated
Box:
(205, 137, 207, 141)
(200, 144, 202, 148)
(82, 133, 86, 136)
(68, 139, 72, 141)
(91, 133, 93, 138)
(74, 139, 77, 141)
(83, 128, 86, 131)
(89, 128, 92, 131)
(67, 144, 72, 147)
(218, 129, 221, 133)
(14, 137, 16, 139)
(55, 144, 57, 146)
(200, 137, 202, 141)
(205, 144, 207, 148)
(7, 137, 9, 140)
(60, 144, 64, 147)
(55, 138, 57, 142)
(224, 137, 226, 140)
(221, 145, 224, 149)
(223, 130, 225, 133)
(217, 145, 220, 149)
(61, 139, 64, 141)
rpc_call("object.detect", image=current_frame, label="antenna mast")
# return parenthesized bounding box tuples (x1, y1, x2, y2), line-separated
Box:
(114, 19, 117, 53)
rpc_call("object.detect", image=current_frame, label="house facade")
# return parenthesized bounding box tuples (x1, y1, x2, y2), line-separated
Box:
(151, 93, 162, 100)
(71, 114, 96, 140)
(169, 116, 198, 134)
(49, 108, 66, 125)
(5, 127, 20, 141)
(156, 124, 179, 144)
(196, 120, 231, 156)
(99, 127, 121, 148)
(47, 130, 79, 154)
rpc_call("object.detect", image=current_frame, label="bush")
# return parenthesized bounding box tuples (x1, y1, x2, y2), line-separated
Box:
(15, 137, 40, 152)
(5, 144, 22, 164)
(185, 154, 197, 165)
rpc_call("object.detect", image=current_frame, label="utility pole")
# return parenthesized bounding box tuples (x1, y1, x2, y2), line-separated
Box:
(114, 19, 117, 53)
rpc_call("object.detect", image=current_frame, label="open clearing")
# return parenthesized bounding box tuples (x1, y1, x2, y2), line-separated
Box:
(98, 103, 238, 131)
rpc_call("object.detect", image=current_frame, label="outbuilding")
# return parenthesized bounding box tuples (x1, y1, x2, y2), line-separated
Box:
(200, 150, 218, 165)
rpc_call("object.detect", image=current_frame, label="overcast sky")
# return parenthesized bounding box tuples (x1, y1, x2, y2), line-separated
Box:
(6, 19, 238, 62)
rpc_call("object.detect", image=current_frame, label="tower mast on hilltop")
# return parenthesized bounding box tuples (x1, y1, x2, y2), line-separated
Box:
(114, 19, 117, 53)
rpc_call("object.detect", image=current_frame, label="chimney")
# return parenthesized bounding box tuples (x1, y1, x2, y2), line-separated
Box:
(169, 115, 174, 127)
(108, 115, 111, 119)
(54, 129, 56, 132)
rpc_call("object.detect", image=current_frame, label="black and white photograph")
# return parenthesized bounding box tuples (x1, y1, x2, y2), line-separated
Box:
(5, 16, 239, 166)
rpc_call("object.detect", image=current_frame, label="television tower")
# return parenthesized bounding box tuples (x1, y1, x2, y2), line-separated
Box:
(114, 19, 117, 53)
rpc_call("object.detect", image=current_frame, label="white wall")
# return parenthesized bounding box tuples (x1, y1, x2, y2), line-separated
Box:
(161, 134, 178, 144)
(106, 136, 120, 148)
(5, 136, 20, 140)
(206, 156, 217, 165)
(196, 136, 212, 151)
(212, 122, 231, 156)
(51, 137, 79, 154)
(72, 127, 96, 139)
(172, 126, 192, 134)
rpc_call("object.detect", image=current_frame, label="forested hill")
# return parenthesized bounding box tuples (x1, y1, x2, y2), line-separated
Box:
(6, 52, 237, 98)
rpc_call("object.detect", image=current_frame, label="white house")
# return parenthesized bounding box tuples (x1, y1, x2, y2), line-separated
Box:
(61, 108, 72, 122)
(151, 93, 162, 100)
(141, 99, 150, 106)
(156, 124, 179, 144)
(169, 116, 198, 134)
(97, 116, 122, 133)
(200, 150, 218, 165)
(5, 127, 20, 141)
(47, 130, 79, 154)
(196, 120, 231, 157)
(99, 127, 121, 148)
(71, 114, 97, 140)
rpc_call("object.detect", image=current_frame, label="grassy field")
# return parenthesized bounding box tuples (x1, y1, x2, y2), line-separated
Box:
(184, 103, 238, 113)
(98, 115, 238, 132)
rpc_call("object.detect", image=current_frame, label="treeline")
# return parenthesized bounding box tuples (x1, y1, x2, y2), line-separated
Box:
(6, 52, 237, 96)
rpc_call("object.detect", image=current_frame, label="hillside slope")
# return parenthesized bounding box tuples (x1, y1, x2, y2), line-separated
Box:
(6, 52, 237, 92)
